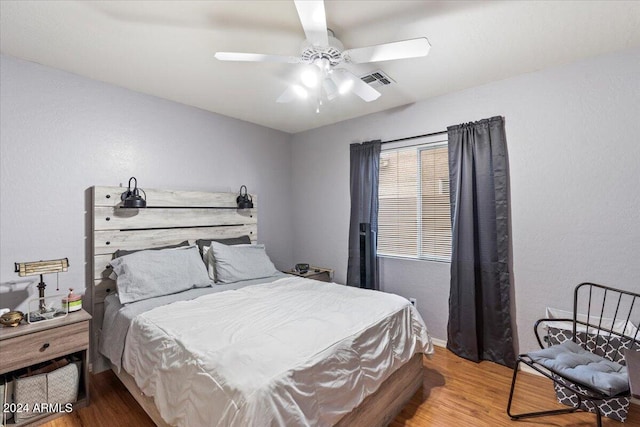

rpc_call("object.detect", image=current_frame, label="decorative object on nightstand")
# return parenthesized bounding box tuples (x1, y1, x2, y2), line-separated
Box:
(286, 266, 333, 282)
(14, 258, 69, 313)
(0, 310, 24, 327)
(26, 294, 68, 323)
(120, 176, 147, 208)
(62, 288, 82, 313)
(236, 185, 254, 209)
(294, 263, 309, 274)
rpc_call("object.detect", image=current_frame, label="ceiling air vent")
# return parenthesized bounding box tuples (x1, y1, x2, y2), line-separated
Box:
(360, 70, 395, 88)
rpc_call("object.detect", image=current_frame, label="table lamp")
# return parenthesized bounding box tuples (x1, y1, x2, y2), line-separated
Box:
(15, 258, 69, 311)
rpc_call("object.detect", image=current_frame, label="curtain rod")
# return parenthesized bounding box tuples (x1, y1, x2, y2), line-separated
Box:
(381, 130, 447, 145)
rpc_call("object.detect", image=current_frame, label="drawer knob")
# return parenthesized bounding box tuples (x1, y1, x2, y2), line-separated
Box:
(106, 194, 111, 199)
(40, 342, 50, 352)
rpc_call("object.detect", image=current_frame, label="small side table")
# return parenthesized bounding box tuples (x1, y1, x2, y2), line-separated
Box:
(285, 266, 333, 282)
(0, 309, 91, 425)
(625, 349, 640, 399)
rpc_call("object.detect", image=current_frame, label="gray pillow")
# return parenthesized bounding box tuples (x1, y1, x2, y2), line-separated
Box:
(528, 340, 629, 396)
(113, 240, 190, 258)
(209, 241, 278, 283)
(199, 236, 253, 281)
(109, 241, 191, 280)
(110, 246, 212, 304)
(196, 236, 251, 259)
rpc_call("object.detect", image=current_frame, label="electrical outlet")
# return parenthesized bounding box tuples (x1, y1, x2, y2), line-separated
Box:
(409, 298, 417, 308)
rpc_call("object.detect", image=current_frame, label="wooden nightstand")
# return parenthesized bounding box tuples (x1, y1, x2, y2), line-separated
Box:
(285, 266, 333, 282)
(0, 309, 91, 426)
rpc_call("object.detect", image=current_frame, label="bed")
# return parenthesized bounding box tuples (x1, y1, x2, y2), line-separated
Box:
(92, 186, 433, 426)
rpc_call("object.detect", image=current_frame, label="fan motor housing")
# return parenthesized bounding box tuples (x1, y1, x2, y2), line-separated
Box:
(300, 34, 344, 66)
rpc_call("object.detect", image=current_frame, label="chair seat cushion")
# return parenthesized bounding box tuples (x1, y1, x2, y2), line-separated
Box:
(527, 340, 629, 397)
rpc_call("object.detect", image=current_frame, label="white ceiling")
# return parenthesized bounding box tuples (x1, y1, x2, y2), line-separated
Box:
(2, 1, 639, 134)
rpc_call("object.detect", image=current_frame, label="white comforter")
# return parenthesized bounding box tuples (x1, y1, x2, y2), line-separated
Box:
(122, 276, 432, 426)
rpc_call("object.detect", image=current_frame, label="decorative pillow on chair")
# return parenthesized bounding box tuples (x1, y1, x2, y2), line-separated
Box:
(208, 241, 278, 283)
(527, 340, 629, 396)
(110, 245, 212, 304)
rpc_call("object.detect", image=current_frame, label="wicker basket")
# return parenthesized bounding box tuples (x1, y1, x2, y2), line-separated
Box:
(13, 361, 79, 422)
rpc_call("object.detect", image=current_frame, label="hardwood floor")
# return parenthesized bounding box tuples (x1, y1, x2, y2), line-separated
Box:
(393, 347, 640, 427)
(42, 346, 639, 427)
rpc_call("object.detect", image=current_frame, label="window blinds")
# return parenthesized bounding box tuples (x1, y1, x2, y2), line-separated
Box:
(378, 144, 451, 261)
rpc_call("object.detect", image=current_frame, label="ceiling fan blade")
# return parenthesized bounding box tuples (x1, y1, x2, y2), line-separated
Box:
(330, 70, 381, 102)
(294, 0, 328, 47)
(276, 85, 309, 103)
(215, 52, 301, 64)
(345, 72, 381, 102)
(344, 37, 431, 64)
(276, 86, 296, 103)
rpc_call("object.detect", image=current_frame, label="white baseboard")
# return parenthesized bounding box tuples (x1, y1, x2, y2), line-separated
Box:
(431, 337, 447, 348)
(519, 362, 543, 377)
(428, 337, 639, 406)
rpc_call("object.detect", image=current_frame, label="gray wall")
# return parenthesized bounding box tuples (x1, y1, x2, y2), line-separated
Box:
(2, 48, 639, 355)
(290, 48, 640, 352)
(0, 54, 294, 314)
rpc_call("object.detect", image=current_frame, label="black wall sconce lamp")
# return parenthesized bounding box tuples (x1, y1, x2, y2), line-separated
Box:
(121, 177, 147, 208)
(236, 185, 254, 209)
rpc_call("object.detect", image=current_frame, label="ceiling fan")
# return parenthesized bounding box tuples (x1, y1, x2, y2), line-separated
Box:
(214, 0, 430, 108)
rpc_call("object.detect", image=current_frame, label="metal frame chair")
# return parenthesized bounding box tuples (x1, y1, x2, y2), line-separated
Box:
(507, 283, 640, 426)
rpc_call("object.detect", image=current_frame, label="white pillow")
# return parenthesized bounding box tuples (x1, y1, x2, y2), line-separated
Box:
(110, 245, 212, 304)
(209, 242, 278, 283)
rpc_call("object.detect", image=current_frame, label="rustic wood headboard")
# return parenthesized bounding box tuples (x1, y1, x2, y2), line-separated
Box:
(91, 185, 257, 369)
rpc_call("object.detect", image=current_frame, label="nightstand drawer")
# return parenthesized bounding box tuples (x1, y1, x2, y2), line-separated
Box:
(0, 320, 89, 374)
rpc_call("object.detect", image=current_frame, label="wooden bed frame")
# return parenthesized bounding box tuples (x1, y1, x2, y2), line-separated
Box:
(112, 353, 423, 427)
(92, 185, 424, 426)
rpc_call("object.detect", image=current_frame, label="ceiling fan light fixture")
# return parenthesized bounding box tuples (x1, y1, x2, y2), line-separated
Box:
(330, 71, 353, 95)
(322, 78, 338, 100)
(301, 68, 319, 88)
(217, 0, 428, 106)
(292, 84, 309, 99)
(315, 57, 331, 73)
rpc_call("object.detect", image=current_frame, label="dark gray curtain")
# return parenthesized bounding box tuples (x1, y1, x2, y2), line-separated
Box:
(347, 140, 381, 289)
(446, 116, 515, 367)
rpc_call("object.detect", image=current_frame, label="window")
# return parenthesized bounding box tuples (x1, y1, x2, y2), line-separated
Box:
(377, 139, 451, 261)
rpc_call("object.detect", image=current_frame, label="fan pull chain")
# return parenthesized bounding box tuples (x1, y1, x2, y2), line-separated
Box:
(316, 85, 323, 114)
